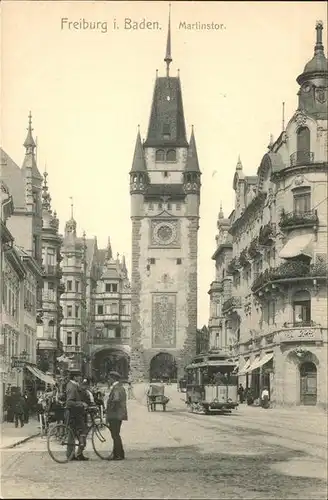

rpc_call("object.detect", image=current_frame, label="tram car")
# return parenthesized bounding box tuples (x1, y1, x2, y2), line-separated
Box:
(185, 352, 238, 414)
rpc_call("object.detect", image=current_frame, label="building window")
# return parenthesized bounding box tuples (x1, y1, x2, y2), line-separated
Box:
(33, 236, 38, 259)
(176, 258, 182, 265)
(121, 304, 126, 315)
(150, 258, 155, 265)
(158, 203, 163, 210)
(75, 332, 79, 346)
(75, 281, 79, 292)
(166, 149, 176, 162)
(112, 284, 118, 293)
(97, 305, 103, 315)
(115, 327, 121, 338)
(293, 290, 311, 326)
(75, 305, 79, 318)
(155, 149, 165, 161)
(176, 203, 181, 211)
(48, 282, 54, 290)
(67, 332, 72, 345)
(293, 187, 311, 214)
(167, 202, 172, 210)
(162, 124, 170, 140)
(296, 126, 310, 154)
(163, 171, 169, 178)
(67, 305, 72, 317)
(105, 283, 111, 292)
(46, 248, 55, 266)
(268, 300, 276, 325)
(111, 303, 118, 314)
(67, 280, 72, 291)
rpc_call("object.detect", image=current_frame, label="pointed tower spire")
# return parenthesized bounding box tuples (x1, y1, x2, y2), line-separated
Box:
(122, 254, 127, 273)
(22, 112, 42, 181)
(164, 4, 172, 77)
(70, 196, 74, 219)
(218, 202, 224, 219)
(105, 237, 113, 262)
(236, 155, 243, 171)
(314, 20, 324, 56)
(23, 111, 36, 151)
(185, 126, 200, 172)
(42, 170, 51, 211)
(130, 128, 147, 173)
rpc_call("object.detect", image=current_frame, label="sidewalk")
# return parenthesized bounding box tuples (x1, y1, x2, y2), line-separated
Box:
(0, 418, 40, 450)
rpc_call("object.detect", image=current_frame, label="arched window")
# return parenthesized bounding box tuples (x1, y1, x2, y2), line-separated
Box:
(296, 127, 311, 165)
(292, 290, 311, 326)
(166, 149, 176, 162)
(155, 150, 165, 161)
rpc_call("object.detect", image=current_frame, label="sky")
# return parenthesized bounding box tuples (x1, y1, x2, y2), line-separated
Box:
(1, 1, 327, 326)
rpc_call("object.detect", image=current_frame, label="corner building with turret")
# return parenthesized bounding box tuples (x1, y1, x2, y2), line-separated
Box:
(129, 15, 201, 381)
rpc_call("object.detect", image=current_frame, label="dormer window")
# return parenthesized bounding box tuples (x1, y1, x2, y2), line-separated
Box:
(166, 149, 176, 162)
(155, 150, 165, 162)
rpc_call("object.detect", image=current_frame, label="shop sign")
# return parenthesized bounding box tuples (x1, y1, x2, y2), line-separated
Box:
(11, 358, 25, 369)
(280, 328, 322, 343)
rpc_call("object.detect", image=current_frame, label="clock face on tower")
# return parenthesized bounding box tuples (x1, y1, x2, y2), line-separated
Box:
(152, 221, 178, 246)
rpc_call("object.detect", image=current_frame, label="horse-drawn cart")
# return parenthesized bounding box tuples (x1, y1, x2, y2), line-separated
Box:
(147, 384, 169, 412)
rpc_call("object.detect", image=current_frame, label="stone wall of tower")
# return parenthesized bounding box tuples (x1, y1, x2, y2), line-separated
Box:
(130, 206, 199, 379)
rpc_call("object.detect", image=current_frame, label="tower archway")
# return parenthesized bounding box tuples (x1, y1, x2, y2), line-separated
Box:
(92, 348, 130, 383)
(149, 352, 177, 382)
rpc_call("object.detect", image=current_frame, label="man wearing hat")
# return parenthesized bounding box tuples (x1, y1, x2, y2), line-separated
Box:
(66, 368, 89, 461)
(106, 371, 127, 460)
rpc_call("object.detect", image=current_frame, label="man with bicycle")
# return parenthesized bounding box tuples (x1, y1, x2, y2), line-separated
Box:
(65, 369, 89, 461)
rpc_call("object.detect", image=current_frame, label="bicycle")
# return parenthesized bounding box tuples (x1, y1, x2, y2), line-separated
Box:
(47, 405, 111, 463)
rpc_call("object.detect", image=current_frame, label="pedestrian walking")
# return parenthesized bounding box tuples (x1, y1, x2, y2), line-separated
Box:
(106, 371, 127, 461)
(237, 384, 245, 404)
(65, 369, 89, 461)
(261, 387, 270, 409)
(23, 391, 30, 423)
(12, 389, 25, 428)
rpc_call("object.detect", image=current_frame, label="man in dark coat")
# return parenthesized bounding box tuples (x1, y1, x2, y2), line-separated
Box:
(106, 371, 127, 460)
(12, 389, 25, 428)
(65, 369, 89, 461)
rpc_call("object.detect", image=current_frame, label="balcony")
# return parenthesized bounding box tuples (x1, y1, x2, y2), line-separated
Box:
(95, 313, 119, 323)
(290, 151, 314, 167)
(222, 296, 242, 314)
(239, 248, 250, 268)
(227, 257, 240, 275)
(251, 260, 327, 294)
(279, 209, 318, 230)
(248, 237, 261, 260)
(258, 223, 276, 246)
(279, 327, 323, 344)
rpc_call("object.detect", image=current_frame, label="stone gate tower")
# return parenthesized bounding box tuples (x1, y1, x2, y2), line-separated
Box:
(129, 12, 201, 381)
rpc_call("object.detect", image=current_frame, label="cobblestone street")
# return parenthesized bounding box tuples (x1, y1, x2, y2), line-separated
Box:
(1, 386, 327, 499)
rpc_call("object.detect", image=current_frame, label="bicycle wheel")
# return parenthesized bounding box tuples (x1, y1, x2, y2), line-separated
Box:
(47, 423, 76, 464)
(91, 423, 111, 460)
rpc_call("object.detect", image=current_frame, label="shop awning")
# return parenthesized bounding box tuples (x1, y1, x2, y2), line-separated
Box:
(244, 357, 260, 373)
(238, 359, 251, 375)
(246, 353, 274, 372)
(279, 233, 313, 259)
(26, 365, 56, 385)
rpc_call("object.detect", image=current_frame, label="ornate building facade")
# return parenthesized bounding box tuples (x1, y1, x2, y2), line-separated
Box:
(208, 22, 328, 408)
(60, 215, 131, 380)
(129, 15, 201, 381)
(37, 172, 65, 375)
(0, 115, 44, 416)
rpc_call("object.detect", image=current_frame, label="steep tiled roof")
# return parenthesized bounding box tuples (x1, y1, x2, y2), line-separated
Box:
(144, 77, 188, 148)
(130, 130, 147, 173)
(185, 129, 200, 173)
(0, 149, 26, 209)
